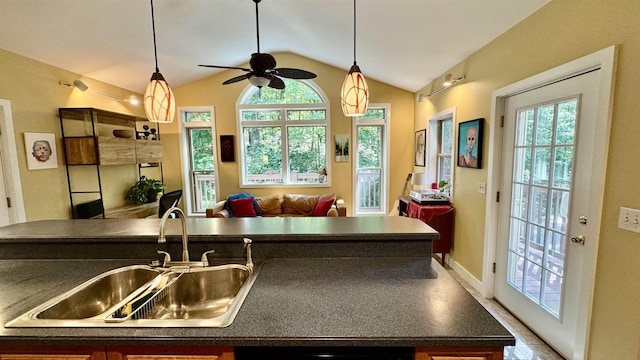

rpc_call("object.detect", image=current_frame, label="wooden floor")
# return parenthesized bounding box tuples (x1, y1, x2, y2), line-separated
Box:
(443, 260, 566, 360)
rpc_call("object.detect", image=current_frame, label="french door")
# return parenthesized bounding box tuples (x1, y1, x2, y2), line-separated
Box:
(495, 69, 600, 358)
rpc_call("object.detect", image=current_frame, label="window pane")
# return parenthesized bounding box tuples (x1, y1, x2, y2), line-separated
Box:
(441, 119, 453, 154)
(184, 111, 212, 122)
(535, 105, 554, 146)
(189, 129, 214, 170)
(553, 146, 573, 189)
(361, 108, 385, 119)
(287, 109, 326, 120)
(532, 147, 550, 186)
(243, 127, 283, 183)
(287, 126, 326, 183)
(556, 100, 577, 145)
(241, 110, 281, 121)
(515, 109, 534, 146)
(357, 126, 382, 168)
(245, 78, 323, 104)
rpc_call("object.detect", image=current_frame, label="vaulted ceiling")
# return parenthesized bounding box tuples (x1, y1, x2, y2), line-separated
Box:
(0, 0, 549, 93)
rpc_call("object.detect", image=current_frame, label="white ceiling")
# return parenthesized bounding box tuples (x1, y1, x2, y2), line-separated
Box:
(0, 0, 549, 93)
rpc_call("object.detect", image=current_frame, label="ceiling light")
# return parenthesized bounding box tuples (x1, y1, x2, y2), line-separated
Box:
(143, 0, 176, 123)
(60, 80, 139, 105)
(443, 74, 453, 87)
(341, 0, 368, 117)
(248, 76, 271, 88)
(417, 74, 466, 100)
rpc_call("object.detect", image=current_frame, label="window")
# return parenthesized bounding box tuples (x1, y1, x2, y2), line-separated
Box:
(428, 108, 455, 197)
(178, 107, 219, 216)
(238, 79, 330, 186)
(353, 105, 389, 215)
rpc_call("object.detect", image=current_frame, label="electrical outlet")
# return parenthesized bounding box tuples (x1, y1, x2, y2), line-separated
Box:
(618, 207, 640, 233)
(477, 182, 486, 194)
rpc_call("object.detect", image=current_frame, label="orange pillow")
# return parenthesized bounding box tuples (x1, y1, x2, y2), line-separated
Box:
(228, 197, 257, 217)
(312, 196, 335, 216)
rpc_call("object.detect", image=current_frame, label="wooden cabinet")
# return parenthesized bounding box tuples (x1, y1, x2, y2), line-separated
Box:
(399, 196, 454, 265)
(415, 346, 504, 359)
(59, 108, 163, 218)
(0, 345, 107, 360)
(106, 346, 234, 360)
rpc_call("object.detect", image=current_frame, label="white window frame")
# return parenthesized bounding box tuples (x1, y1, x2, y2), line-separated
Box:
(427, 107, 455, 200)
(177, 106, 219, 217)
(352, 103, 390, 215)
(236, 80, 331, 188)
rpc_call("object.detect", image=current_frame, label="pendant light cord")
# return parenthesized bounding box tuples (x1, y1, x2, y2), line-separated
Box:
(353, 0, 357, 65)
(150, 0, 159, 72)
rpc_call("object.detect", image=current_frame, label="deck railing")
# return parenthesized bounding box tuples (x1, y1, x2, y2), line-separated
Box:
(193, 171, 216, 213)
(356, 168, 382, 212)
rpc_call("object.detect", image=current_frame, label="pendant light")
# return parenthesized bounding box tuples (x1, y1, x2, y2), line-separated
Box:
(143, 0, 176, 123)
(341, 0, 369, 117)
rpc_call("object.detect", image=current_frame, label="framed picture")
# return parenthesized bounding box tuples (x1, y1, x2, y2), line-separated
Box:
(457, 118, 484, 169)
(414, 129, 426, 167)
(335, 134, 349, 162)
(24, 132, 58, 170)
(220, 135, 235, 162)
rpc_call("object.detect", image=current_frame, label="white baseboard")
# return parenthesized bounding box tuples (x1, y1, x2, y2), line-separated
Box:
(449, 257, 484, 294)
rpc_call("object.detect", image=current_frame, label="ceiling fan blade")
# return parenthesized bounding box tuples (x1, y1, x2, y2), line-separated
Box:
(199, 64, 252, 72)
(273, 68, 317, 80)
(268, 76, 285, 90)
(223, 73, 251, 85)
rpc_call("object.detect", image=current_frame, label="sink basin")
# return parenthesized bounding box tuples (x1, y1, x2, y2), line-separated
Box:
(142, 264, 253, 326)
(5, 263, 260, 328)
(36, 265, 162, 320)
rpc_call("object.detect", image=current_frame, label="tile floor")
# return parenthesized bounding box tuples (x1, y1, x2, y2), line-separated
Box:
(445, 265, 566, 360)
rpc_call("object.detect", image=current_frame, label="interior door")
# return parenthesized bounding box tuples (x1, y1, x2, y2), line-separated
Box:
(495, 70, 600, 358)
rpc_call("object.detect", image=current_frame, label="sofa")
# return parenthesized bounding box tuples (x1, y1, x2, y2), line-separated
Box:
(205, 193, 346, 218)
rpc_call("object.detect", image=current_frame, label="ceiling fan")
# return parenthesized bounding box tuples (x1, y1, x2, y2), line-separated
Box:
(199, 0, 317, 90)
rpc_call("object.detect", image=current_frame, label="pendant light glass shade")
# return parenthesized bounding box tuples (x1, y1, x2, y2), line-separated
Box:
(341, 64, 369, 116)
(341, 0, 368, 117)
(144, 0, 175, 123)
(144, 71, 175, 123)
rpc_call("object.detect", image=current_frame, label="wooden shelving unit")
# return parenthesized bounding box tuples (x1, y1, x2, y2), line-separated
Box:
(59, 108, 163, 218)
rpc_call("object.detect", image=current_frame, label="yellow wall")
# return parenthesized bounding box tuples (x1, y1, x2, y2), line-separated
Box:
(416, 0, 640, 357)
(0, 48, 145, 220)
(169, 52, 415, 213)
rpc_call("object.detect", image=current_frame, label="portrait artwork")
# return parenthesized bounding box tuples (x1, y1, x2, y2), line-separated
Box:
(24, 132, 58, 170)
(414, 129, 426, 167)
(220, 135, 235, 162)
(457, 118, 484, 169)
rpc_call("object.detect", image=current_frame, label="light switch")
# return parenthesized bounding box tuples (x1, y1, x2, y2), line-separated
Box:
(477, 182, 486, 194)
(618, 207, 640, 233)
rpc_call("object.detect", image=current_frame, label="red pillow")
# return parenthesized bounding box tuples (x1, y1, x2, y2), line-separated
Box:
(228, 197, 257, 217)
(313, 196, 335, 216)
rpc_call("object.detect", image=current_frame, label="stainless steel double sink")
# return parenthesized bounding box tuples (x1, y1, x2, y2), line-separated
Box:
(5, 262, 260, 328)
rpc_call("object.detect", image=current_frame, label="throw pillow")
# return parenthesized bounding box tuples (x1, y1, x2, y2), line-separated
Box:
(224, 193, 259, 217)
(228, 197, 257, 217)
(313, 196, 336, 216)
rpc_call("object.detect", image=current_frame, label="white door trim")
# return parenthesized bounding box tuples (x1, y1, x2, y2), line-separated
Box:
(483, 45, 617, 359)
(0, 99, 26, 223)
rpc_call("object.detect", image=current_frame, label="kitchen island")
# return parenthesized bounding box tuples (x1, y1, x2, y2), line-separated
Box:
(0, 217, 515, 359)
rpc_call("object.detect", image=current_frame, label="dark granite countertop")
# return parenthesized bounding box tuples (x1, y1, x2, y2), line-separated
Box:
(0, 217, 435, 242)
(0, 258, 514, 348)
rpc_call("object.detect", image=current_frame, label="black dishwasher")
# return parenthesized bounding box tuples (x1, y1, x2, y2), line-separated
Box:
(235, 346, 414, 359)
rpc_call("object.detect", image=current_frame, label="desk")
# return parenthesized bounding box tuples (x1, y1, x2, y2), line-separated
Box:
(399, 196, 454, 265)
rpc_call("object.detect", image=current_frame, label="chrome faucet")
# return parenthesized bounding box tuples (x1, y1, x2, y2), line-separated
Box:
(157, 207, 189, 262)
(243, 238, 254, 273)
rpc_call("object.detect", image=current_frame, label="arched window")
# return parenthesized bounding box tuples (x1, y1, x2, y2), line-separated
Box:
(237, 79, 330, 186)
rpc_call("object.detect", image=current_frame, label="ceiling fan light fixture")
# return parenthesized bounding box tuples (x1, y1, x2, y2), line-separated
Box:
(341, 63, 369, 116)
(341, 0, 369, 117)
(143, 0, 175, 123)
(248, 75, 271, 88)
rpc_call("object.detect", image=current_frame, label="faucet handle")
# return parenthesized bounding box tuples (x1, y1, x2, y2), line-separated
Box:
(157, 250, 171, 264)
(200, 250, 216, 265)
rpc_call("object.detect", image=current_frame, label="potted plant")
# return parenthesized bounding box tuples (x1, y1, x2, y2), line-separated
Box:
(126, 176, 166, 204)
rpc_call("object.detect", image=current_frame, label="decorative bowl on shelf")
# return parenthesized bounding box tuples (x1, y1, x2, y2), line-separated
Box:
(113, 129, 134, 138)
